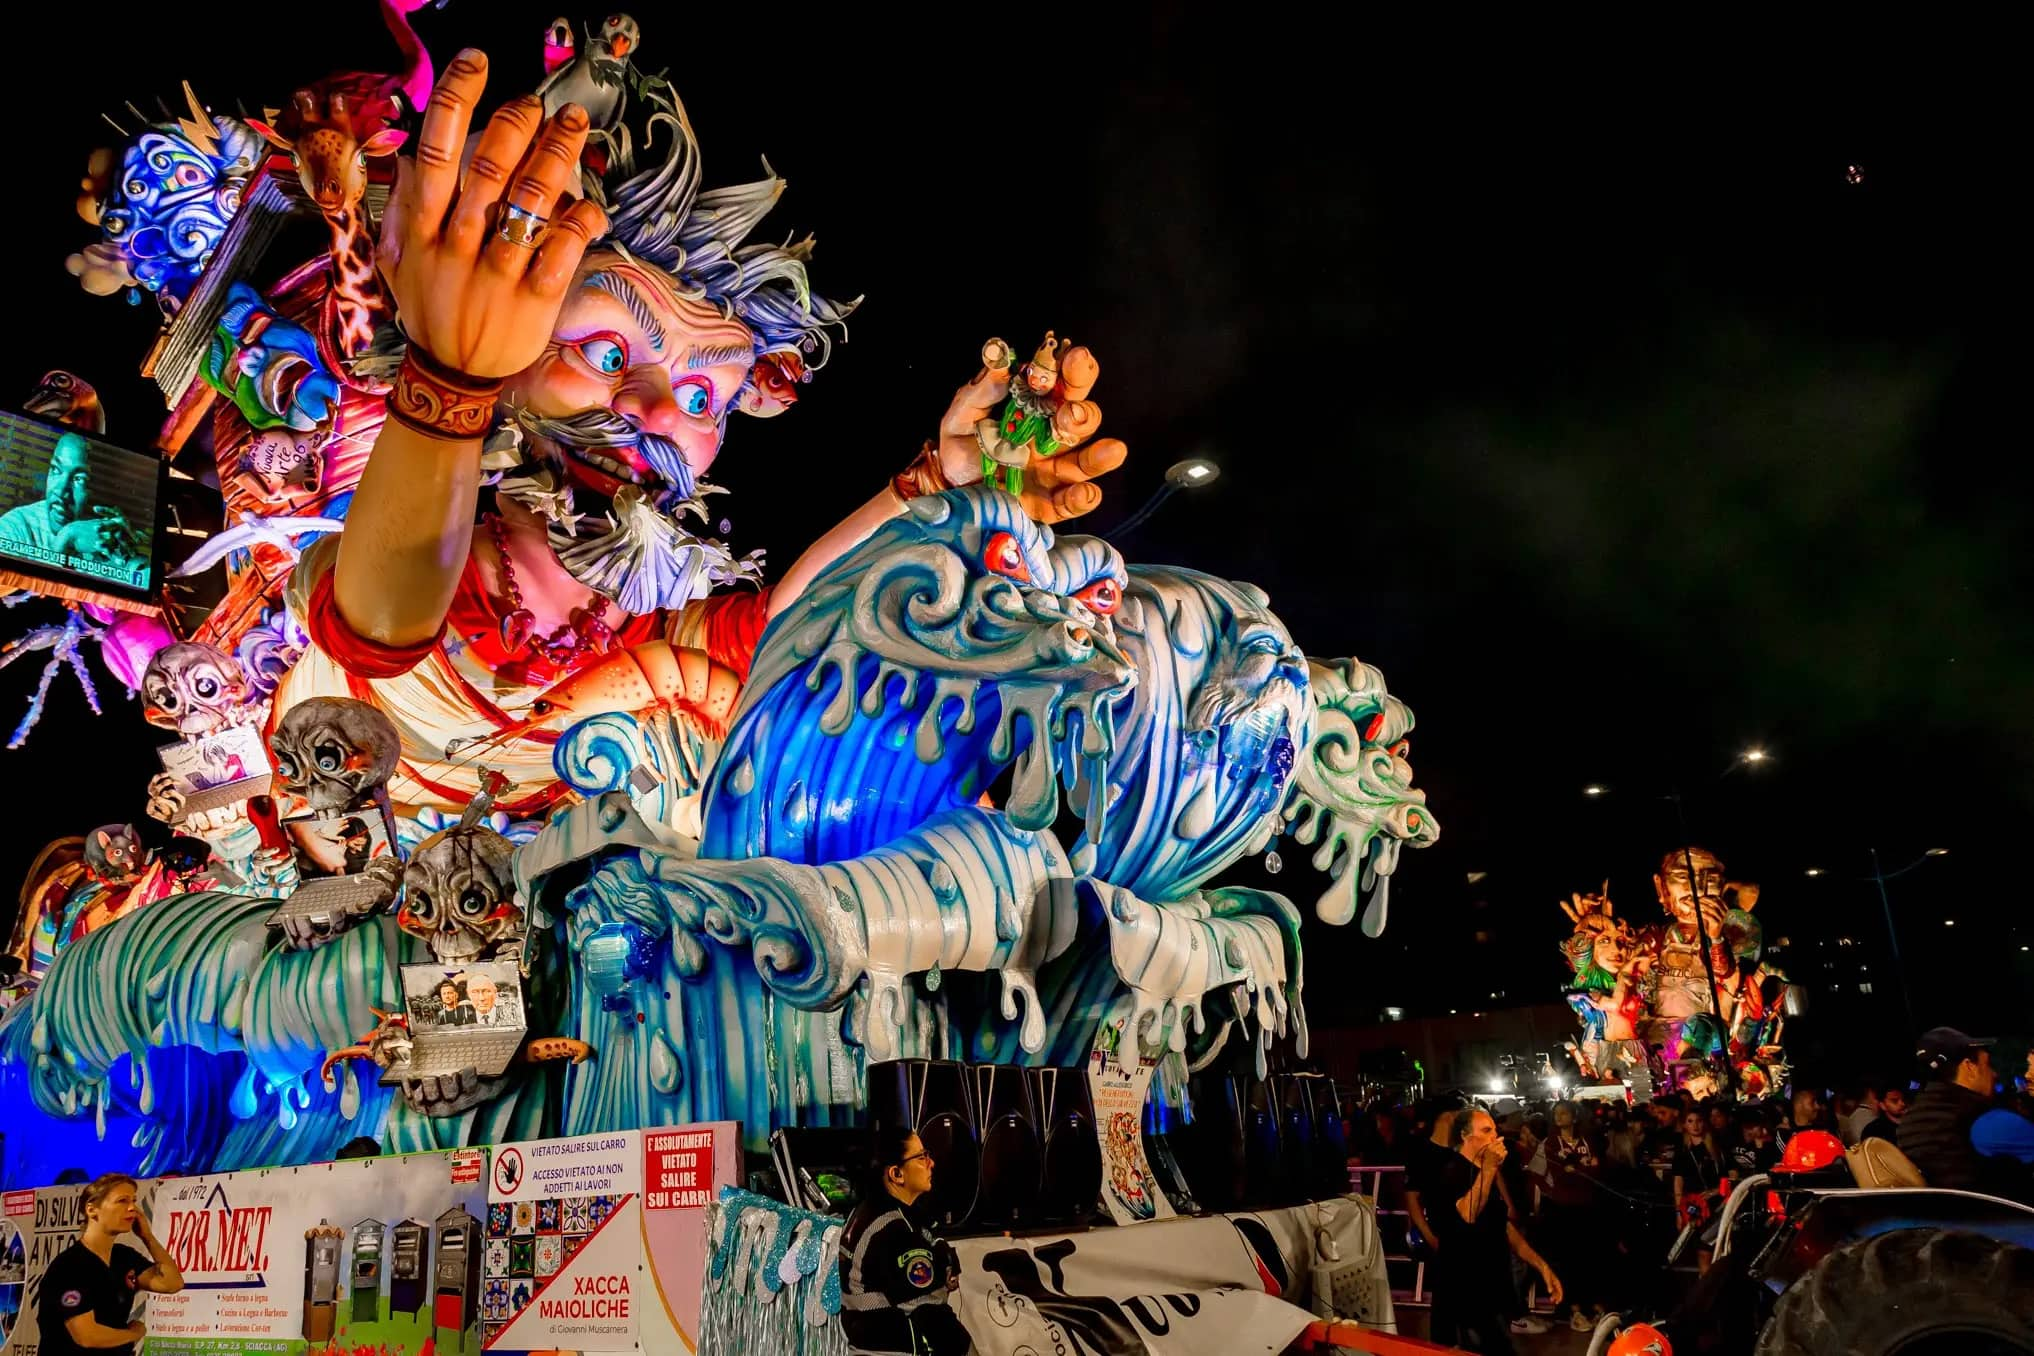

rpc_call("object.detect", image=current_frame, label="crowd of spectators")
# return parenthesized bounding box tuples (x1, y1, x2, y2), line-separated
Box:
(1349, 1026, 2034, 1354)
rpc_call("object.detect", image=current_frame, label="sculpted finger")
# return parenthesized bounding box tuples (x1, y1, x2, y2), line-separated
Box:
(377, 159, 410, 274)
(1037, 436, 1126, 486)
(411, 50, 490, 230)
(447, 95, 545, 255)
(1033, 479, 1103, 524)
(526, 197, 609, 295)
(1056, 345, 1100, 402)
(483, 104, 590, 275)
(940, 364, 1011, 437)
(1051, 397, 1101, 446)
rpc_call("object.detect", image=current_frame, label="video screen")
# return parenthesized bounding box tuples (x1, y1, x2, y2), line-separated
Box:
(0, 408, 160, 594)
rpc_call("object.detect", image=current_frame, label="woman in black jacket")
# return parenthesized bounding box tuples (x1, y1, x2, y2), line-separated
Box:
(839, 1127, 972, 1355)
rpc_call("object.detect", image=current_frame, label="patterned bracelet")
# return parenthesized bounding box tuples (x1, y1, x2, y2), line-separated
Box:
(890, 439, 954, 504)
(386, 347, 505, 441)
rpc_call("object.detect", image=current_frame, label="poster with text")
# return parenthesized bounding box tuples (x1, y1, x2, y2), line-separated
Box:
(639, 1123, 738, 1353)
(0, 1183, 88, 1356)
(139, 1148, 487, 1356)
(484, 1130, 641, 1353)
(1087, 1002, 1174, 1226)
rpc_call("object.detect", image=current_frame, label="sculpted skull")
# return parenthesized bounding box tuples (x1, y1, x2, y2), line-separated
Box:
(399, 826, 523, 964)
(270, 697, 400, 812)
(142, 642, 254, 737)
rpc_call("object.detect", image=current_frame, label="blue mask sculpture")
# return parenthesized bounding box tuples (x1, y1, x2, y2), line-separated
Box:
(96, 117, 260, 311)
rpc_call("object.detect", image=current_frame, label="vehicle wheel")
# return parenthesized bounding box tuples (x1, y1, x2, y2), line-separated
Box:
(1756, 1227, 2034, 1356)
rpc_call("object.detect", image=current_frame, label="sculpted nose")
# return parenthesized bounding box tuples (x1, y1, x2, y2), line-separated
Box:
(613, 365, 679, 435)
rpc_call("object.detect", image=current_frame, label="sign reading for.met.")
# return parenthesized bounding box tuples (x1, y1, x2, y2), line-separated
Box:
(644, 1129, 716, 1210)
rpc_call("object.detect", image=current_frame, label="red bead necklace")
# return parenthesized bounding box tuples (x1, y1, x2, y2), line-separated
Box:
(486, 514, 616, 665)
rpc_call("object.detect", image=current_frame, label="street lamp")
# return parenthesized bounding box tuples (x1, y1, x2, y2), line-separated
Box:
(1866, 848, 1952, 1036)
(1583, 785, 1607, 797)
(1804, 868, 1824, 877)
(1741, 748, 1769, 765)
(1110, 458, 1224, 540)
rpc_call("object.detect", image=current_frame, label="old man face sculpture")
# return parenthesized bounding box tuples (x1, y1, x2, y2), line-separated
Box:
(270, 697, 400, 813)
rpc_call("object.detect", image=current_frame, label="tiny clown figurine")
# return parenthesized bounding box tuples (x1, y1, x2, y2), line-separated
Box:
(976, 332, 1088, 495)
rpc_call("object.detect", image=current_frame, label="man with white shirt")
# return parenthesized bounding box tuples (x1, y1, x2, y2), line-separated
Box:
(465, 972, 511, 1028)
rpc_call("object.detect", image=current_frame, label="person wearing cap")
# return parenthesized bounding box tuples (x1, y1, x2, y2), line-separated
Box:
(1967, 1040, 2034, 1202)
(1897, 1027, 1996, 1190)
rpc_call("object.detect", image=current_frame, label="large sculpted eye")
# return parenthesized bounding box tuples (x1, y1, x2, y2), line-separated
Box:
(570, 333, 629, 377)
(983, 531, 1030, 583)
(193, 674, 219, 700)
(275, 753, 298, 780)
(314, 742, 344, 773)
(1072, 578, 1121, 615)
(674, 377, 711, 418)
(155, 689, 179, 711)
(172, 162, 208, 188)
(458, 887, 490, 916)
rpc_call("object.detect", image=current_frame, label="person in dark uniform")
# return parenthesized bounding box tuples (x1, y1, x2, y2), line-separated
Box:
(838, 1127, 971, 1356)
(37, 1172, 184, 1356)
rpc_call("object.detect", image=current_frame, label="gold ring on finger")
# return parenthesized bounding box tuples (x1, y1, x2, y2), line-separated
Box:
(496, 202, 550, 249)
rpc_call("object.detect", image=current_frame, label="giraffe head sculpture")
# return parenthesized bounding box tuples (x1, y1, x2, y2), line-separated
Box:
(246, 83, 409, 218)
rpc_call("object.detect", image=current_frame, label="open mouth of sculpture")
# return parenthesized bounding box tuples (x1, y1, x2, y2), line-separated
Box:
(256, 352, 312, 418)
(563, 443, 656, 496)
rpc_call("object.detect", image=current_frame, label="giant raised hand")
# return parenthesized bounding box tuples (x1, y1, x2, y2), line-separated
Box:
(376, 51, 608, 378)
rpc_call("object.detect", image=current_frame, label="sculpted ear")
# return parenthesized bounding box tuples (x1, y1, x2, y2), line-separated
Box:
(244, 118, 294, 153)
(360, 127, 408, 158)
(95, 830, 112, 849)
(735, 386, 793, 419)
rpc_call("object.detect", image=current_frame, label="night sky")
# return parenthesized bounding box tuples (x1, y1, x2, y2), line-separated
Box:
(4, 11, 2024, 1054)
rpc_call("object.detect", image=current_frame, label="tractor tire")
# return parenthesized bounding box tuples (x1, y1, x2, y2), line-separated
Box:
(1755, 1227, 2034, 1356)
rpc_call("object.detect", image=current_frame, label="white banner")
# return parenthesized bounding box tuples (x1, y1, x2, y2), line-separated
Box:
(953, 1210, 1316, 1355)
(484, 1129, 641, 1353)
(142, 1150, 489, 1355)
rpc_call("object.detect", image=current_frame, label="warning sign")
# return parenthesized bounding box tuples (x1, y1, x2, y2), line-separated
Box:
(643, 1128, 717, 1210)
(452, 1148, 486, 1184)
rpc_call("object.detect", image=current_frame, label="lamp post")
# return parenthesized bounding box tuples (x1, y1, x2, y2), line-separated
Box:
(1860, 848, 1946, 1037)
(1107, 458, 1222, 540)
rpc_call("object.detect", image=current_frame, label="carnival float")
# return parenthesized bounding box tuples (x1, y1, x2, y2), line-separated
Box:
(1558, 848, 1791, 1099)
(0, 9, 1438, 1348)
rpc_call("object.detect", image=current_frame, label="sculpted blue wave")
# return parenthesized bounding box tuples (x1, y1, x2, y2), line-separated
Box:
(0, 488, 1440, 1172)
